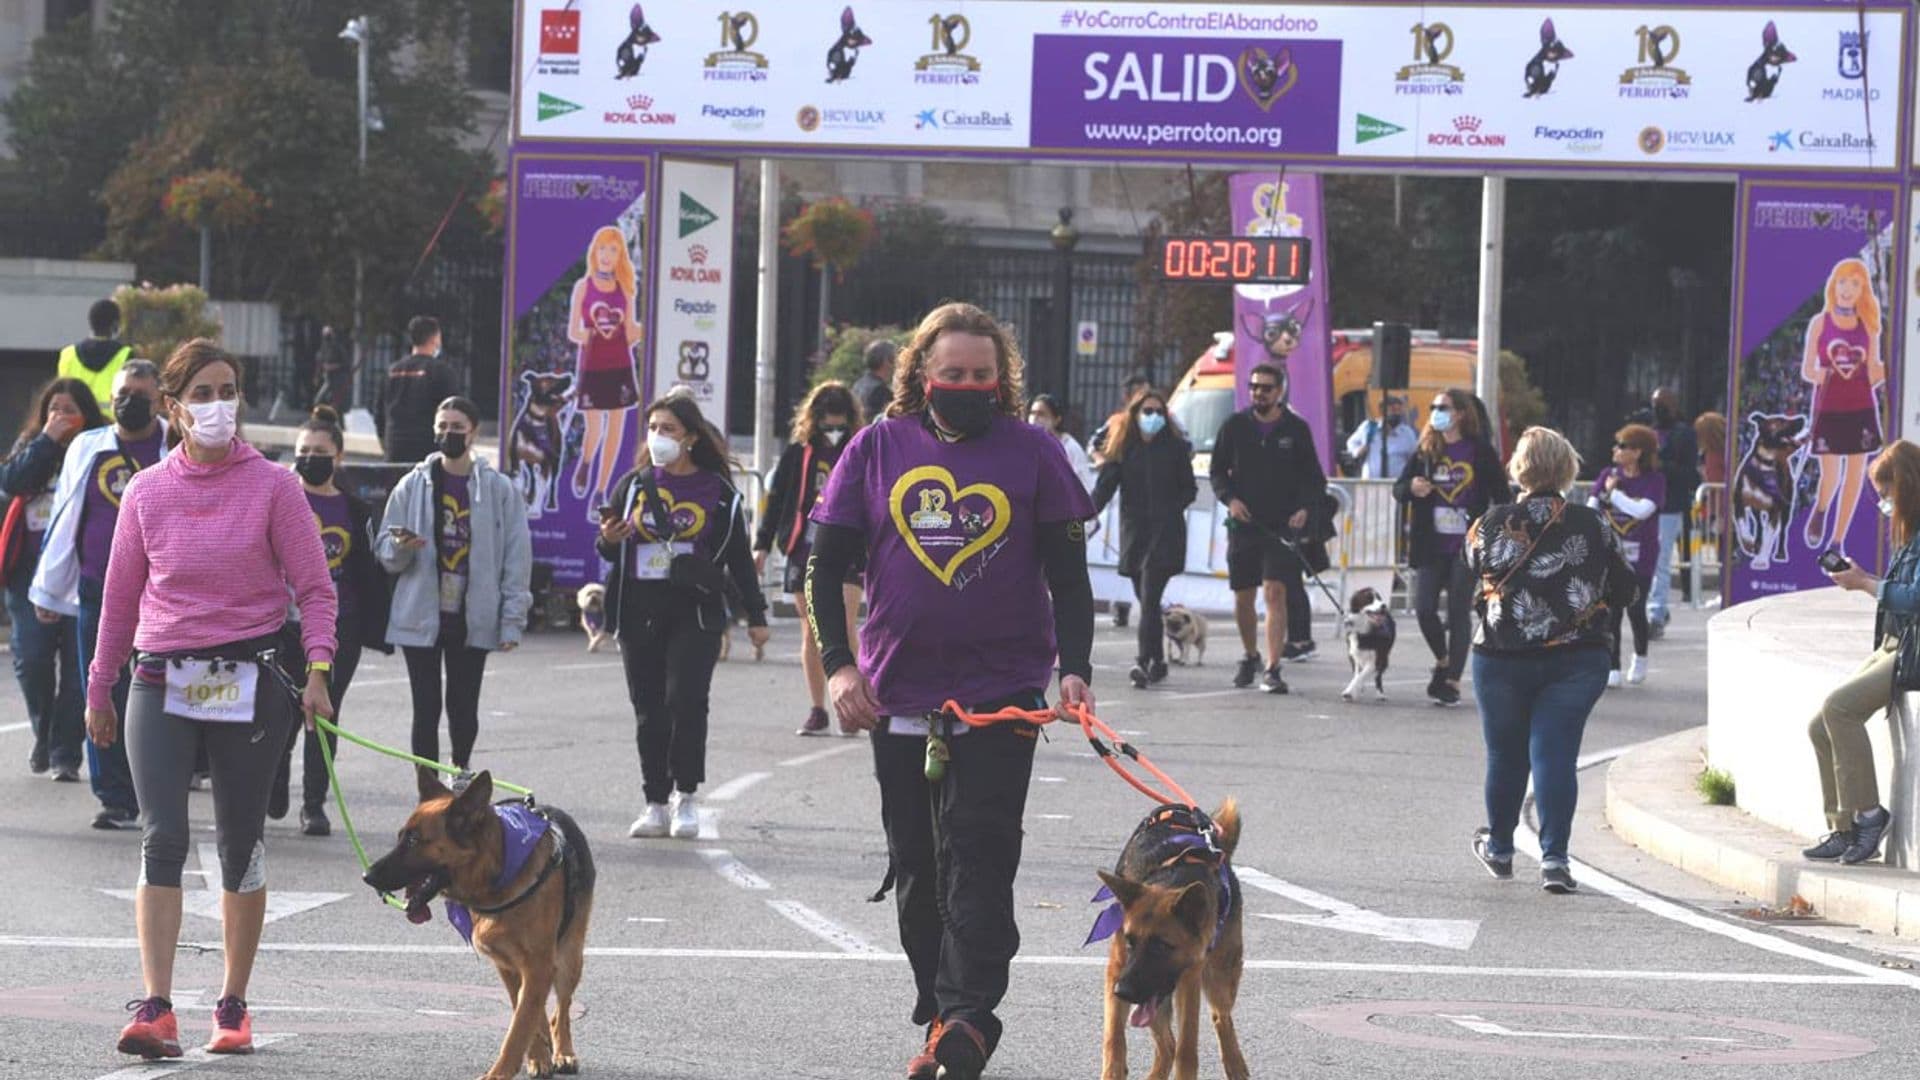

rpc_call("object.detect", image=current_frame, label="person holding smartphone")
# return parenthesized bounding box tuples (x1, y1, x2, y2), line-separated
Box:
(376, 398, 532, 779)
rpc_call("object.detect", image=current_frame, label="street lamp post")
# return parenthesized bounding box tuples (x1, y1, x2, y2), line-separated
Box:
(340, 15, 370, 415)
(1049, 207, 1079, 408)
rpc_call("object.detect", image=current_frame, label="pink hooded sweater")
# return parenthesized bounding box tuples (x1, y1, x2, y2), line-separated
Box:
(87, 440, 338, 712)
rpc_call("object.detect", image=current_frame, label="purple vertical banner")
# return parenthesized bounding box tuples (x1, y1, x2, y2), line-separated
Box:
(1727, 180, 1898, 606)
(1228, 171, 1334, 468)
(501, 151, 651, 589)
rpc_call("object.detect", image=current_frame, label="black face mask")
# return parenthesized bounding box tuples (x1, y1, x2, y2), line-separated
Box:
(437, 432, 469, 459)
(927, 384, 997, 439)
(115, 394, 153, 431)
(294, 454, 336, 486)
(1384, 412, 1404, 428)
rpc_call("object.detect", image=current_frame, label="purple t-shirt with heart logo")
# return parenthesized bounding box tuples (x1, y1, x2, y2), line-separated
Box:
(1427, 440, 1482, 557)
(811, 413, 1094, 720)
(1594, 467, 1667, 581)
(308, 490, 358, 619)
(78, 429, 164, 583)
(626, 467, 730, 576)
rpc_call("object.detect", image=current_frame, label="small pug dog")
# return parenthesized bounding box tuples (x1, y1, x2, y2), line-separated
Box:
(576, 584, 612, 653)
(1163, 604, 1209, 667)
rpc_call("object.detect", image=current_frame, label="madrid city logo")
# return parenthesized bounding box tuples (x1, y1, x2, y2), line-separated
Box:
(826, 6, 872, 83)
(1822, 30, 1877, 102)
(1619, 25, 1689, 99)
(1744, 21, 1796, 102)
(705, 10, 769, 82)
(614, 5, 662, 80)
(1396, 22, 1464, 96)
(916, 14, 981, 85)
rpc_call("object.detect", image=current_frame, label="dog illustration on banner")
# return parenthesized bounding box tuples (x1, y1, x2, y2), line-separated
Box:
(826, 6, 871, 83)
(615, 5, 661, 80)
(1237, 46, 1295, 109)
(508, 371, 575, 520)
(1744, 21, 1797, 102)
(1240, 295, 1315, 364)
(1522, 20, 1574, 98)
(1733, 412, 1809, 571)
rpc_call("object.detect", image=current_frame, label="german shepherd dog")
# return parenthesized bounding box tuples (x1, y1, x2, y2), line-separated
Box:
(825, 6, 871, 83)
(1745, 21, 1796, 102)
(1733, 413, 1808, 570)
(1522, 19, 1573, 98)
(366, 770, 596, 1080)
(1096, 801, 1247, 1080)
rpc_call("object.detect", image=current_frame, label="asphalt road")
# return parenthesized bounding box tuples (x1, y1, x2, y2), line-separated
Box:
(0, 604, 1914, 1079)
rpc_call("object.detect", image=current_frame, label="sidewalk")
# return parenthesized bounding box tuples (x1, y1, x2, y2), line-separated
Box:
(1607, 726, 1920, 940)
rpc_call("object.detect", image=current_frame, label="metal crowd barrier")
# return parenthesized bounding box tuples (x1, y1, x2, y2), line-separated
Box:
(1691, 481, 1726, 611)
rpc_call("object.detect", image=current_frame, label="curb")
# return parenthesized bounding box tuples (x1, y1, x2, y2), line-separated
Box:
(1605, 727, 1920, 941)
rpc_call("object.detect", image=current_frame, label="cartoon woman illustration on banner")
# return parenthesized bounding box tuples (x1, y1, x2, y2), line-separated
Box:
(1801, 257, 1885, 555)
(568, 225, 645, 510)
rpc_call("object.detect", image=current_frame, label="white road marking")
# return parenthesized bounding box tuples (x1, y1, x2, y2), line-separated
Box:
(779, 742, 865, 768)
(552, 661, 624, 671)
(698, 849, 772, 891)
(0, 935, 1878, 985)
(704, 771, 771, 803)
(343, 676, 411, 689)
(1033, 776, 1066, 784)
(89, 1034, 294, 1079)
(1033, 814, 1074, 821)
(100, 845, 346, 925)
(764, 900, 882, 954)
(1239, 865, 1481, 951)
(0, 722, 30, 735)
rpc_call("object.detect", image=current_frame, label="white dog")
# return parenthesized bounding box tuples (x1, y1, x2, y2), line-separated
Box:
(576, 584, 613, 653)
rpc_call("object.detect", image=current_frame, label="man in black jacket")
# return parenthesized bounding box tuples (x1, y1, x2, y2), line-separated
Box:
(376, 316, 459, 463)
(1209, 363, 1327, 694)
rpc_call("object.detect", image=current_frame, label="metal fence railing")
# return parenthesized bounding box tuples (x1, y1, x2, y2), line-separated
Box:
(1692, 481, 1726, 611)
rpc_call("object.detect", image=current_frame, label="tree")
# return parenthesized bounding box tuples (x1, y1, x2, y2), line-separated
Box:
(2, 0, 494, 330)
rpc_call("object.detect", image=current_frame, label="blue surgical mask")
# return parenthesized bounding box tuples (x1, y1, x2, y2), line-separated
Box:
(1882, 497, 1896, 518)
(1139, 412, 1166, 437)
(1429, 408, 1454, 433)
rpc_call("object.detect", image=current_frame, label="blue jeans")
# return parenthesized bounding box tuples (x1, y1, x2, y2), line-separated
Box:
(1473, 646, 1610, 867)
(6, 578, 83, 769)
(76, 577, 138, 814)
(1648, 512, 1682, 622)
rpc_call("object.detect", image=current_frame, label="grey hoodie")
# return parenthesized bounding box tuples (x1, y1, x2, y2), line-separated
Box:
(376, 453, 532, 650)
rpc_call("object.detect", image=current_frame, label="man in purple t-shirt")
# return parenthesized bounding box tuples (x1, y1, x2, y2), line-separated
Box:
(806, 302, 1094, 1080)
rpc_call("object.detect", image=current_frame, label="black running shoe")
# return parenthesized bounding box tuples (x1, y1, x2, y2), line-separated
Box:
(1261, 665, 1289, 695)
(1128, 663, 1150, 689)
(1472, 828, 1513, 880)
(92, 806, 138, 830)
(1802, 828, 1855, 861)
(1842, 807, 1890, 865)
(1113, 603, 1131, 629)
(934, 1019, 989, 1080)
(1282, 640, 1317, 662)
(1233, 653, 1263, 689)
(300, 805, 331, 838)
(1540, 865, 1579, 894)
(1428, 667, 1461, 706)
(1148, 660, 1169, 685)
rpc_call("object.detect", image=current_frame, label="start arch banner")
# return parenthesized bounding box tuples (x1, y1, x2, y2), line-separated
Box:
(514, 0, 1907, 174)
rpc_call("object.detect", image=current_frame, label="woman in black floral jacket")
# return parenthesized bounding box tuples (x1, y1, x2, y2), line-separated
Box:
(1462, 426, 1640, 894)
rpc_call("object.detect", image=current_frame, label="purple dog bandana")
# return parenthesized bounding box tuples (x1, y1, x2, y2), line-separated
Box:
(446, 802, 551, 944)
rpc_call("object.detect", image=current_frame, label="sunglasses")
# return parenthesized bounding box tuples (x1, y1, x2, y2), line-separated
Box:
(1430, 404, 1452, 412)
(1249, 383, 1281, 394)
(1139, 407, 1164, 417)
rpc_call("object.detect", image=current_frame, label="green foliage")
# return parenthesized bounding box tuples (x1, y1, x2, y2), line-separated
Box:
(783, 197, 877, 279)
(1695, 767, 1737, 806)
(113, 283, 222, 364)
(2, 0, 494, 327)
(1499, 350, 1549, 434)
(815, 325, 910, 389)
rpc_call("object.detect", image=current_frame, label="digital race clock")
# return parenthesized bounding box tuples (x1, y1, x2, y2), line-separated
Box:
(1155, 235, 1311, 286)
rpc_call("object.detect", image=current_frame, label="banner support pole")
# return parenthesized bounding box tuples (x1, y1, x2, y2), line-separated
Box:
(753, 158, 781, 479)
(1476, 175, 1506, 450)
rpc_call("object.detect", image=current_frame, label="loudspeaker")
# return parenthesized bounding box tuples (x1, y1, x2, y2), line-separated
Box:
(1371, 322, 1411, 390)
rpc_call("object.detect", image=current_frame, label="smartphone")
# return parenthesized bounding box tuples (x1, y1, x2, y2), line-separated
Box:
(596, 505, 620, 523)
(1819, 549, 1852, 574)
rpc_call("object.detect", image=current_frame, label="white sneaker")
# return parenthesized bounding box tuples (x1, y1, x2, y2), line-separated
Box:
(628, 803, 670, 838)
(670, 793, 700, 839)
(1626, 656, 1647, 685)
(1606, 670, 1623, 689)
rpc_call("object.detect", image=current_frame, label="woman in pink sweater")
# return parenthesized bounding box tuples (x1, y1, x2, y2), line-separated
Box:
(86, 340, 336, 1062)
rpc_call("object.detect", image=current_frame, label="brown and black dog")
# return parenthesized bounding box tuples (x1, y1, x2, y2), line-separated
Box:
(365, 769, 595, 1080)
(1095, 799, 1246, 1080)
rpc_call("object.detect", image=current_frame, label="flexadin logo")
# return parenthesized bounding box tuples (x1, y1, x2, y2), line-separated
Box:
(537, 93, 581, 122)
(1355, 114, 1405, 143)
(679, 193, 718, 238)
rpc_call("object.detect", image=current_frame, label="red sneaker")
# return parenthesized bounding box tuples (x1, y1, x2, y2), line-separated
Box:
(907, 1019, 944, 1080)
(205, 995, 253, 1054)
(117, 997, 181, 1059)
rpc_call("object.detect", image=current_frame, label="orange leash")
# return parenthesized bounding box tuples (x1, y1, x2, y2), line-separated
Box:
(934, 700, 1197, 808)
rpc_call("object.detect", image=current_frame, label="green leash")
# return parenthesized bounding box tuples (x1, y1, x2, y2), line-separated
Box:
(310, 713, 534, 913)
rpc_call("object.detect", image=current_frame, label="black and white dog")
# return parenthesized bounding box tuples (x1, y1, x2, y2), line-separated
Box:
(1341, 587, 1397, 702)
(508, 371, 574, 519)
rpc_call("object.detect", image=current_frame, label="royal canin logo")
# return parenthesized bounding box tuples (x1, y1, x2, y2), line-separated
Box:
(688, 244, 710, 265)
(1428, 114, 1506, 147)
(627, 95, 654, 111)
(1453, 115, 1482, 133)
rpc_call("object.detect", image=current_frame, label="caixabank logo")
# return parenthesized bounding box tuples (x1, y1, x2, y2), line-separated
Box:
(916, 13, 982, 85)
(1396, 22, 1463, 96)
(705, 10, 770, 82)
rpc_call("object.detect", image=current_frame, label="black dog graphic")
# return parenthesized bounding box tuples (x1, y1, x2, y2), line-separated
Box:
(1646, 26, 1678, 69)
(1523, 19, 1573, 97)
(1745, 21, 1796, 102)
(1733, 412, 1807, 570)
(935, 15, 967, 55)
(722, 13, 754, 53)
(1418, 25, 1447, 67)
(509, 371, 574, 519)
(615, 5, 661, 80)
(826, 6, 870, 83)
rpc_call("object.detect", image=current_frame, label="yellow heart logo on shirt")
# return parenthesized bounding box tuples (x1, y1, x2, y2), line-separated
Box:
(888, 465, 1011, 586)
(632, 493, 706, 542)
(313, 513, 351, 572)
(1434, 461, 1475, 504)
(94, 453, 132, 508)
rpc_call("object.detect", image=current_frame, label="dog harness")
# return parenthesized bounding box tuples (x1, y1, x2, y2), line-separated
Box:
(1086, 804, 1234, 951)
(446, 801, 575, 945)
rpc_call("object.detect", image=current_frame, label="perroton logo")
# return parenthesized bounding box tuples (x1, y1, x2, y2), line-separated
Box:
(1427, 114, 1504, 148)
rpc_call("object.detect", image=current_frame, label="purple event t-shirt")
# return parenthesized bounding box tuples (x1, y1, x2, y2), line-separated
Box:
(437, 469, 472, 630)
(1427, 440, 1482, 557)
(811, 414, 1095, 723)
(309, 490, 358, 619)
(1595, 467, 1667, 581)
(77, 429, 164, 583)
(627, 467, 730, 579)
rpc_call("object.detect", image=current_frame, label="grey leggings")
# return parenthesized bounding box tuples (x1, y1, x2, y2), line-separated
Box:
(125, 668, 293, 892)
(1417, 553, 1475, 680)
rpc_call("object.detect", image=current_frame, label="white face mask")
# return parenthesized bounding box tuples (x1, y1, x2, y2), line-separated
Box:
(184, 399, 237, 448)
(648, 431, 684, 466)
(824, 428, 847, 447)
